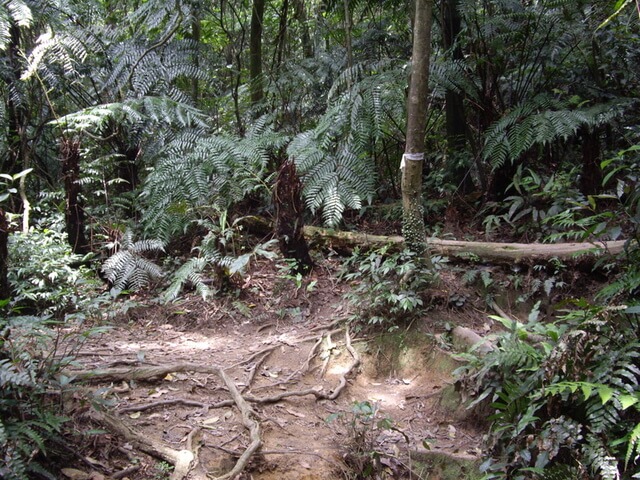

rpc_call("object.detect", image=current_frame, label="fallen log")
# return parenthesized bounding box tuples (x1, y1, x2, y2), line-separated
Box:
(302, 226, 629, 264)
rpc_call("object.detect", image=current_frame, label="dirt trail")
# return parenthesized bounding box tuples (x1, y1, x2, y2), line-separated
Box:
(66, 260, 485, 479)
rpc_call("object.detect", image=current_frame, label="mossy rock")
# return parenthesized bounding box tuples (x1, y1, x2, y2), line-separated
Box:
(409, 450, 482, 480)
(361, 331, 463, 383)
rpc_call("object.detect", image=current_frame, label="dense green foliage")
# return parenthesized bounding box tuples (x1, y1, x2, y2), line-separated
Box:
(8, 228, 95, 315)
(456, 301, 640, 479)
(0, 313, 104, 480)
(342, 246, 442, 329)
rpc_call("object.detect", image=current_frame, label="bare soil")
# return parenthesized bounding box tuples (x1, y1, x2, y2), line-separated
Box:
(62, 257, 488, 480)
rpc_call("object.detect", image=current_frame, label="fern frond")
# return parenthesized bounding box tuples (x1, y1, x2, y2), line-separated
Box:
(626, 422, 640, 469)
(1, 0, 32, 51)
(287, 59, 407, 225)
(52, 97, 208, 135)
(164, 257, 213, 302)
(142, 126, 286, 241)
(101, 231, 164, 291)
(430, 58, 480, 101)
(0, 359, 33, 388)
(484, 97, 633, 168)
(582, 435, 620, 480)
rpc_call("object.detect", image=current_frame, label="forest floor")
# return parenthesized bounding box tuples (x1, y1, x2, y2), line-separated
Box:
(61, 255, 504, 480)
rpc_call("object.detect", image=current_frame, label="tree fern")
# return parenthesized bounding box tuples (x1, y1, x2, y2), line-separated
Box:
(483, 95, 633, 169)
(289, 61, 406, 226)
(101, 229, 164, 291)
(142, 120, 287, 241)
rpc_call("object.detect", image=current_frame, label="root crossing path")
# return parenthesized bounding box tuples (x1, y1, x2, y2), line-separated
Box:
(62, 275, 483, 480)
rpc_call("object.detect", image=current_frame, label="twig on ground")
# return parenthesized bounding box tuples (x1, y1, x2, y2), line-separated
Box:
(308, 317, 344, 333)
(232, 345, 278, 368)
(112, 464, 141, 479)
(256, 323, 276, 333)
(119, 398, 208, 413)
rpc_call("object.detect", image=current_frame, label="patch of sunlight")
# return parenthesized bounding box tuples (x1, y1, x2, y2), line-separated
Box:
(365, 391, 403, 407)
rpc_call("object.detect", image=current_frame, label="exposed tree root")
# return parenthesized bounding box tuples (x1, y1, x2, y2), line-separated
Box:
(87, 365, 263, 480)
(119, 398, 211, 414)
(88, 408, 195, 480)
(70, 362, 221, 382)
(73, 326, 360, 479)
(209, 367, 263, 480)
(241, 350, 273, 392)
(324, 327, 360, 401)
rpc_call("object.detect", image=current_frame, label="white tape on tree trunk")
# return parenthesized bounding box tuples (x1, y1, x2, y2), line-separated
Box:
(400, 152, 425, 170)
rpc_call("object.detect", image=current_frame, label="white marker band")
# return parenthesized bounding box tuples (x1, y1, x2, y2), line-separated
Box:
(400, 152, 425, 170)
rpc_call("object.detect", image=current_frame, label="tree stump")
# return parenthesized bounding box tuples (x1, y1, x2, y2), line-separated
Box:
(273, 159, 313, 274)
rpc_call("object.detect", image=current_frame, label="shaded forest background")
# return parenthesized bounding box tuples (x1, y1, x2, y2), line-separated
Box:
(1, 0, 640, 478)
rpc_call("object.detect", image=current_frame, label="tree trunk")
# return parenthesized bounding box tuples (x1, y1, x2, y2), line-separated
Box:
(579, 126, 602, 196)
(0, 208, 10, 300)
(190, 5, 201, 102)
(343, 0, 353, 68)
(293, 0, 314, 58)
(441, 0, 472, 194)
(218, 0, 245, 134)
(274, 160, 313, 274)
(61, 139, 89, 255)
(402, 0, 433, 258)
(249, 0, 266, 106)
(4, 23, 29, 177)
(274, 0, 289, 70)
